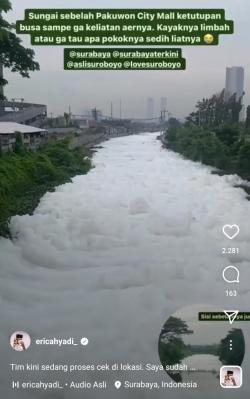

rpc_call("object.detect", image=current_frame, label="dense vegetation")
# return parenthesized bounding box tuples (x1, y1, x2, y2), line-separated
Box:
(0, 140, 91, 237)
(159, 317, 193, 382)
(164, 90, 250, 179)
(0, 0, 39, 100)
(0, 2, 91, 237)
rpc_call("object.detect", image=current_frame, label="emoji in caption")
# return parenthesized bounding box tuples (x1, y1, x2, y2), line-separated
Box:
(80, 337, 89, 346)
(204, 33, 214, 44)
(115, 381, 122, 389)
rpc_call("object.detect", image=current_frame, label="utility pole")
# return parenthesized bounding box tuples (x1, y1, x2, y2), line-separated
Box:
(68, 105, 72, 124)
(111, 101, 113, 119)
(160, 108, 167, 122)
(120, 99, 122, 120)
(0, 60, 4, 115)
(0, 61, 3, 98)
(93, 107, 98, 122)
(0, 8, 5, 114)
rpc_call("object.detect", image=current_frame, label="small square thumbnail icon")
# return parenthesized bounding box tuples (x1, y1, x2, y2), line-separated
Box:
(220, 366, 242, 389)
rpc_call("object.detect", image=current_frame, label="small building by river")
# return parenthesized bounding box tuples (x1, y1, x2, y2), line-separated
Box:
(0, 122, 48, 153)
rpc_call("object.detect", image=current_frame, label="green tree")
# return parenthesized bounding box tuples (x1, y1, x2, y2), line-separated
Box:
(186, 90, 243, 129)
(159, 317, 193, 382)
(160, 317, 193, 337)
(237, 141, 250, 177)
(0, 0, 40, 100)
(217, 329, 245, 366)
(214, 124, 240, 147)
(168, 117, 181, 130)
(245, 106, 250, 129)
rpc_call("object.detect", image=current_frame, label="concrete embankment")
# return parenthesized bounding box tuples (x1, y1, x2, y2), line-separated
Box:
(47, 126, 135, 150)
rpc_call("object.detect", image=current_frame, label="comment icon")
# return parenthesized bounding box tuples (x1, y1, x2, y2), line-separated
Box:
(222, 266, 240, 284)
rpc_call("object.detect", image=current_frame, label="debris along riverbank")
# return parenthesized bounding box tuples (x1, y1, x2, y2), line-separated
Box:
(0, 140, 92, 238)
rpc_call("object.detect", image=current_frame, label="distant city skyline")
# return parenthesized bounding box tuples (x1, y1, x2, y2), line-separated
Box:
(4, 0, 250, 119)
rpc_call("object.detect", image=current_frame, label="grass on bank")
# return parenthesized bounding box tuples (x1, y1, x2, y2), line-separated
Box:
(0, 140, 92, 237)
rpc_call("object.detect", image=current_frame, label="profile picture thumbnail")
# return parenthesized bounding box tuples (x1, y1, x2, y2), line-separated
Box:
(10, 331, 31, 352)
(220, 366, 243, 388)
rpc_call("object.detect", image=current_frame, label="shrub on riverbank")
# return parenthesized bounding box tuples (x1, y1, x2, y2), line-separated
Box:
(165, 123, 250, 179)
(0, 141, 92, 237)
(164, 89, 250, 179)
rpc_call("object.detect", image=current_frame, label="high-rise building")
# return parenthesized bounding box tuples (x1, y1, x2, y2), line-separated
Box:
(146, 97, 155, 119)
(225, 66, 245, 121)
(160, 97, 167, 112)
(160, 97, 167, 120)
(225, 66, 244, 101)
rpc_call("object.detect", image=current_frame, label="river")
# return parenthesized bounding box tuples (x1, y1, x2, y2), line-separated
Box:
(0, 132, 250, 398)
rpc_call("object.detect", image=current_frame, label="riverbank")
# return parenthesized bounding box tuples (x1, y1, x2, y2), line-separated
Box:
(0, 140, 92, 237)
(161, 124, 250, 197)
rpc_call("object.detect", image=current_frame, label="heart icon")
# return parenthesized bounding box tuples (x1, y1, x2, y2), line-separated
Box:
(223, 225, 240, 240)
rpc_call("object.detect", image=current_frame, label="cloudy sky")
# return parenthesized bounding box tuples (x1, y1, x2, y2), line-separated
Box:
(4, 0, 250, 118)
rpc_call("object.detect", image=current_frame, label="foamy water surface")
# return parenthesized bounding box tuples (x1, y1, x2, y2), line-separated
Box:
(1, 133, 250, 398)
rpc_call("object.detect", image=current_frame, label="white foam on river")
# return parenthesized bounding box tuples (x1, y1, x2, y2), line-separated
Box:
(0, 133, 249, 398)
